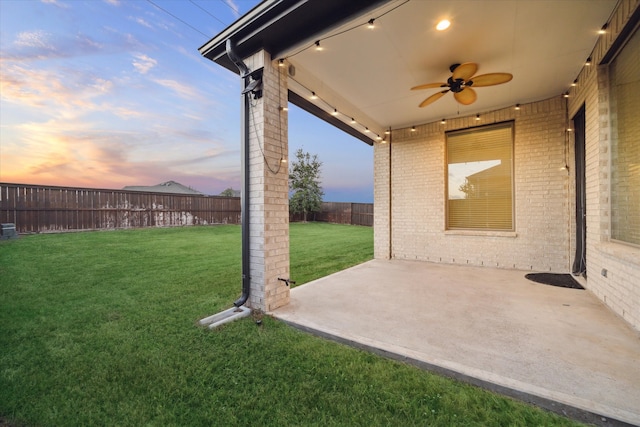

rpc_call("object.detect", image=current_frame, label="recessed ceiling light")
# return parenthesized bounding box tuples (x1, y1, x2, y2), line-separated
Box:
(436, 19, 451, 31)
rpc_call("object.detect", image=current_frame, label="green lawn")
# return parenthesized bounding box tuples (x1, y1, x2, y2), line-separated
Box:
(0, 224, 583, 426)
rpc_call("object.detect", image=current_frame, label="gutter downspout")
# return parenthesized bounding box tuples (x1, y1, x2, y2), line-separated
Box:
(388, 129, 393, 259)
(226, 39, 251, 307)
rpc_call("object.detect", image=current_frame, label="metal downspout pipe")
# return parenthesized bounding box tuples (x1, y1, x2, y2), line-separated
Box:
(225, 39, 251, 307)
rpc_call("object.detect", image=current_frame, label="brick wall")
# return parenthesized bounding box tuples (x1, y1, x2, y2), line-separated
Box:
(375, 98, 570, 272)
(567, 0, 640, 330)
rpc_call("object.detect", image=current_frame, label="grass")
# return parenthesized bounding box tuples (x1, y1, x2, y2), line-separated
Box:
(0, 223, 583, 426)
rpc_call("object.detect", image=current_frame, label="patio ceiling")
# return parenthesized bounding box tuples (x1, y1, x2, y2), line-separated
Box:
(201, 0, 616, 142)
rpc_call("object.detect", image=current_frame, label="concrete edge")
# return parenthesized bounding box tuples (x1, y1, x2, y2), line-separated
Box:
(277, 318, 638, 427)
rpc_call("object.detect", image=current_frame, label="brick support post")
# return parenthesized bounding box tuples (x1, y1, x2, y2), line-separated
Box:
(243, 50, 290, 312)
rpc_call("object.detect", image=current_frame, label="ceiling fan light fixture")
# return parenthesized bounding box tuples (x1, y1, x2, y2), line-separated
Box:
(436, 19, 450, 31)
(413, 62, 511, 108)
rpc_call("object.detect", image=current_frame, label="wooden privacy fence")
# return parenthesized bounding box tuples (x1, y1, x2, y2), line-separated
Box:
(290, 202, 373, 227)
(1, 183, 374, 233)
(0, 183, 241, 234)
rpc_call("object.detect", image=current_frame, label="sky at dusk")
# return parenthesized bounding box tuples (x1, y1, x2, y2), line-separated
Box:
(0, 0, 374, 202)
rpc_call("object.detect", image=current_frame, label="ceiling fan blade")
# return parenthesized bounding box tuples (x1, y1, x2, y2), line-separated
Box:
(411, 82, 447, 91)
(469, 73, 513, 87)
(419, 90, 448, 108)
(454, 87, 477, 105)
(452, 62, 478, 81)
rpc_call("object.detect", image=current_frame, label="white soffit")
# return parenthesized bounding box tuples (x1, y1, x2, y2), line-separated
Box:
(281, 0, 616, 131)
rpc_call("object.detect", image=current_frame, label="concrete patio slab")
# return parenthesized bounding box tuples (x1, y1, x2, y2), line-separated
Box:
(272, 259, 640, 426)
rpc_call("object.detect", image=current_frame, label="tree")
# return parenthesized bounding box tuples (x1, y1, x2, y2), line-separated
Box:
(289, 149, 324, 222)
(458, 178, 477, 199)
(219, 188, 237, 197)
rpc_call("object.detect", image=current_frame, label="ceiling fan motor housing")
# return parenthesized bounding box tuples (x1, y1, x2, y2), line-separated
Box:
(447, 76, 467, 93)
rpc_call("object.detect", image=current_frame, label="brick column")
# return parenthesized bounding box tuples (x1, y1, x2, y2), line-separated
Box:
(374, 140, 391, 259)
(244, 50, 290, 312)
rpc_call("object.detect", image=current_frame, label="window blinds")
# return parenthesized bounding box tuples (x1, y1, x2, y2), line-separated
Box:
(446, 122, 514, 230)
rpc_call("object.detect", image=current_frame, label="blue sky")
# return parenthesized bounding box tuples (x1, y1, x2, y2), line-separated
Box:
(0, 0, 373, 202)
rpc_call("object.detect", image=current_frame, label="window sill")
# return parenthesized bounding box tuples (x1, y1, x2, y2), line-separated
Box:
(597, 241, 640, 267)
(445, 230, 517, 238)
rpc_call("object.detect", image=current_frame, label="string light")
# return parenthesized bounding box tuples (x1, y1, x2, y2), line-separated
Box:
(288, 75, 382, 143)
(279, 106, 288, 111)
(585, 56, 592, 66)
(598, 23, 608, 34)
(440, 118, 446, 124)
(514, 104, 520, 110)
(563, 92, 570, 98)
(572, 79, 578, 87)
(249, 2, 412, 146)
(411, 126, 416, 132)
(436, 19, 451, 31)
(282, 0, 409, 60)
(475, 114, 480, 121)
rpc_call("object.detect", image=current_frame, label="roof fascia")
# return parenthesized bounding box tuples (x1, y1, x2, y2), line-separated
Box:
(199, 0, 305, 67)
(199, 0, 389, 75)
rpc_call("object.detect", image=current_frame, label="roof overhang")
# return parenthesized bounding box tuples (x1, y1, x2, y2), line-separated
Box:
(199, 0, 387, 145)
(200, 0, 618, 145)
(199, 0, 388, 74)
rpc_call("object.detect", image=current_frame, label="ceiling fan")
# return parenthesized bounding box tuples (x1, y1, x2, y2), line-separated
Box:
(411, 63, 513, 107)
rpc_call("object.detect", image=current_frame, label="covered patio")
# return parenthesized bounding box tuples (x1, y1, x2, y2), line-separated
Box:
(198, 1, 640, 424)
(273, 260, 640, 426)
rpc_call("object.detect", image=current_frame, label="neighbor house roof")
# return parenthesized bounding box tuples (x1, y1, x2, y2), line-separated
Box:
(123, 181, 204, 195)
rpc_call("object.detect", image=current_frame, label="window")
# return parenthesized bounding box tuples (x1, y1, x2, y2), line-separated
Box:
(446, 122, 514, 230)
(610, 27, 640, 246)
(609, 26, 640, 245)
